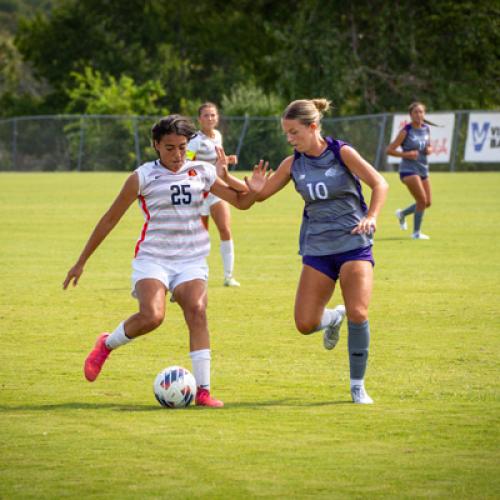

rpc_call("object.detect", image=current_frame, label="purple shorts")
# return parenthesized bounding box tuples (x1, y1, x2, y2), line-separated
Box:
(302, 246, 374, 281)
(400, 171, 428, 181)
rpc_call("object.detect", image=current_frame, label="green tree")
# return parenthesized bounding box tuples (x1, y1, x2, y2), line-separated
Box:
(11, 0, 500, 118)
(14, 0, 289, 113)
(65, 67, 168, 116)
(265, 0, 499, 114)
(63, 67, 168, 171)
(221, 82, 284, 116)
(0, 32, 50, 116)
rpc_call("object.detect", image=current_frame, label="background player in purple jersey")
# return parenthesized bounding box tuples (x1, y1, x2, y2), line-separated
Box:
(386, 102, 434, 240)
(217, 99, 388, 404)
(63, 114, 268, 408)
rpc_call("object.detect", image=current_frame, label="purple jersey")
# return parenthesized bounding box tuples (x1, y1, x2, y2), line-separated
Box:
(291, 137, 371, 256)
(399, 123, 430, 177)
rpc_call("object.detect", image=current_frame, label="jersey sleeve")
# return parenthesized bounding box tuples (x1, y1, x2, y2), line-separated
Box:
(203, 162, 217, 191)
(214, 129, 223, 147)
(187, 135, 200, 160)
(134, 164, 149, 195)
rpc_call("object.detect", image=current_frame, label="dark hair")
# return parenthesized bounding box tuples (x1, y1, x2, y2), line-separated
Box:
(151, 115, 197, 143)
(198, 102, 219, 116)
(408, 101, 438, 127)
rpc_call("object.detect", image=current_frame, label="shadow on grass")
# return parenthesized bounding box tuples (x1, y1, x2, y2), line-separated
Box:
(225, 399, 352, 408)
(374, 236, 410, 241)
(0, 403, 161, 412)
(0, 399, 352, 412)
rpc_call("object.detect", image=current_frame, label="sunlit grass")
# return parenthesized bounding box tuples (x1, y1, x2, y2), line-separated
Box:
(0, 172, 499, 498)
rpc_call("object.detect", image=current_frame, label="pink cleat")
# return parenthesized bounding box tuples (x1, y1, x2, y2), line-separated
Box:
(195, 388, 224, 408)
(84, 333, 111, 382)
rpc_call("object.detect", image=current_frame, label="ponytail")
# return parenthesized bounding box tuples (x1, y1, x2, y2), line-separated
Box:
(408, 101, 439, 127)
(423, 118, 439, 127)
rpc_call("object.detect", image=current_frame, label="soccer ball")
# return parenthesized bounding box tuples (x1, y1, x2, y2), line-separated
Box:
(153, 366, 197, 409)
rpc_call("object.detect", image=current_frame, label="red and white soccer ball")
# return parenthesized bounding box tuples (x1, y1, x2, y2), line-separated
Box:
(153, 366, 197, 408)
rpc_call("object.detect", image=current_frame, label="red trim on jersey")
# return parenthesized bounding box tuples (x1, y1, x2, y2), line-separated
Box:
(134, 195, 151, 257)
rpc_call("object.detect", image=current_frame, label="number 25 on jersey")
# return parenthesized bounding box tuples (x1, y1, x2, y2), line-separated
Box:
(171, 184, 192, 205)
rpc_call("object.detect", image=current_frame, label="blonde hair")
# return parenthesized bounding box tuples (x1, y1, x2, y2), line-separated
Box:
(282, 98, 332, 127)
(198, 101, 218, 116)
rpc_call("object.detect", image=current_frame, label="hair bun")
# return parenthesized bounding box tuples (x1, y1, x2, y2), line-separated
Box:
(311, 98, 331, 113)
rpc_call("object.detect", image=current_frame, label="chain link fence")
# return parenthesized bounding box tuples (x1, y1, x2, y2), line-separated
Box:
(0, 111, 497, 172)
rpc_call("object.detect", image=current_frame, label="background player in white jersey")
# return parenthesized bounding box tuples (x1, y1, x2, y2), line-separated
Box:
(218, 99, 388, 404)
(386, 101, 433, 240)
(63, 114, 268, 408)
(187, 102, 241, 287)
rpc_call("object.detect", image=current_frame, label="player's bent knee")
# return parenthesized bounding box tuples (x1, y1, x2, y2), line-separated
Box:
(184, 301, 207, 322)
(295, 318, 316, 335)
(139, 311, 164, 332)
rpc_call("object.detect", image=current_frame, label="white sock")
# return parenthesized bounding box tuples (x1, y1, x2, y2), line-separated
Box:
(350, 378, 364, 389)
(312, 309, 337, 333)
(105, 322, 132, 350)
(220, 240, 234, 279)
(189, 349, 211, 389)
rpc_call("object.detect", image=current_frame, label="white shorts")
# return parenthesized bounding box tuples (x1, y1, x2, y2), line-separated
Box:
(131, 257, 209, 298)
(200, 193, 222, 216)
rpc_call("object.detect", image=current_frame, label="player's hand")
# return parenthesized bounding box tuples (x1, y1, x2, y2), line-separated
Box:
(406, 150, 419, 160)
(244, 160, 270, 193)
(227, 155, 238, 166)
(63, 264, 84, 289)
(351, 216, 377, 235)
(215, 146, 229, 180)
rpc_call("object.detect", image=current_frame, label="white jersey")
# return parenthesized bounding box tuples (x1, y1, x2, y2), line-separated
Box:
(187, 130, 222, 164)
(134, 159, 217, 261)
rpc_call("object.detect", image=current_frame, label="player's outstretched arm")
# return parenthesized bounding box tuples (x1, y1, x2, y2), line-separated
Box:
(210, 160, 270, 210)
(63, 173, 139, 289)
(214, 146, 248, 193)
(254, 155, 293, 201)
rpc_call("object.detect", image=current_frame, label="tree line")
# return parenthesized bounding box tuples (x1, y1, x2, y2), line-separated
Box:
(1, 0, 498, 119)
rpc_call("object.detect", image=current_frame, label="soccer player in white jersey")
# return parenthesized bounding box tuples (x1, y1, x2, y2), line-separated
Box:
(187, 103, 241, 287)
(63, 114, 268, 407)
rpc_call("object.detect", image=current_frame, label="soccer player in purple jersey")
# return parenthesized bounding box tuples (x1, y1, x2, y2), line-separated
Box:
(218, 99, 389, 404)
(386, 102, 434, 240)
(63, 114, 268, 408)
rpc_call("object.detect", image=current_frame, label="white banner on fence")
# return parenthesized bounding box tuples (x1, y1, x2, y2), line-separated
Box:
(388, 113, 455, 164)
(464, 113, 500, 162)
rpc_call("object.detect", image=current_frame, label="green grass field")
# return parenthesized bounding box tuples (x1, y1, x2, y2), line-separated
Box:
(1, 171, 499, 499)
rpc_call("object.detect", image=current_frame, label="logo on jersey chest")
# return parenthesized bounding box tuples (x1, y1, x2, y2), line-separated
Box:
(325, 167, 337, 177)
